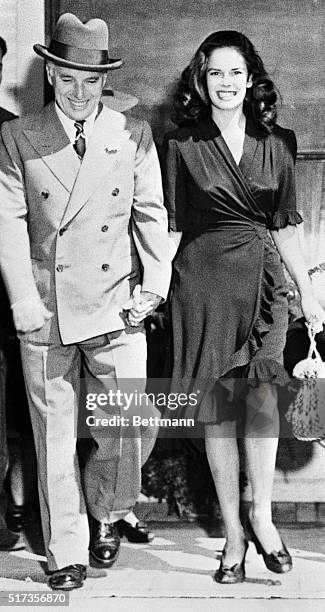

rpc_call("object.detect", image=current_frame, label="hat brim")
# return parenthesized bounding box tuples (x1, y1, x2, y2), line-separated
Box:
(33, 44, 123, 71)
(101, 89, 139, 112)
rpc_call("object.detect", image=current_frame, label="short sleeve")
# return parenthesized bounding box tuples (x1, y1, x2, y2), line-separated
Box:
(161, 134, 188, 231)
(268, 129, 303, 230)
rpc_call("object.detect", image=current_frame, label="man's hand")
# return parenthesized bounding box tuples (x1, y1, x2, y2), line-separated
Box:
(123, 285, 162, 326)
(11, 297, 53, 334)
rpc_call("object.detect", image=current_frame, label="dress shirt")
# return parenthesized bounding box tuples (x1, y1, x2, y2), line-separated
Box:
(55, 103, 97, 146)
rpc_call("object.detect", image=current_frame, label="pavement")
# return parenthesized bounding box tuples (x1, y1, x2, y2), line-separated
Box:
(0, 508, 324, 611)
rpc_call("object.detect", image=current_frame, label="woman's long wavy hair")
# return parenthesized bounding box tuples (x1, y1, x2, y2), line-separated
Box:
(172, 31, 278, 132)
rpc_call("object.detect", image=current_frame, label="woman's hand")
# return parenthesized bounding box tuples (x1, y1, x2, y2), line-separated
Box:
(271, 226, 325, 333)
(300, 294, 325, 333)
(123, 285, 162, 326)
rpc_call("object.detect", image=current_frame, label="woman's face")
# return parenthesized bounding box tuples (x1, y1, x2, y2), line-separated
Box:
(206, 46, 252, 112)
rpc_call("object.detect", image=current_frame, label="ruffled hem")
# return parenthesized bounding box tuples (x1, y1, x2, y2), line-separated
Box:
(220, 239, 292, 392)
(194, 362, 298, 424)
(218, 358, 292, 395)
(244, 358, 291, 387)
(220, 243, 275, 375)
(269, 210, 303, 230)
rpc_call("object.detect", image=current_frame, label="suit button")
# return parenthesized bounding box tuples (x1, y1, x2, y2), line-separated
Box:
(101, 225, 108, 232)
(101, 263, 109, 271)
(112, 188, 119, 196)
(59, 228, 66, 236)
(41, 190, 50, 199)
(56, 264, 64, 272)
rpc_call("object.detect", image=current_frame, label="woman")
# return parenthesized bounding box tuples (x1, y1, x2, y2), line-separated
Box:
(162, 31, 324, 584)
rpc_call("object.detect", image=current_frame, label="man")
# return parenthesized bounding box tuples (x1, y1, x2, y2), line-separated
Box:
(0, 35, 17, 493)
(0, 36, 31, 551)
(0, 14, 170, 590)
(0, 37, 16, 126)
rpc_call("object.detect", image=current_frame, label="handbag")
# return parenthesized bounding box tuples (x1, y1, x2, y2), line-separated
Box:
(286, 323, 325, 442)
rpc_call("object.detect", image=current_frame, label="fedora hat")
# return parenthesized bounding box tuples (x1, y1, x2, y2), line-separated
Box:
(34, 13, 122, 71)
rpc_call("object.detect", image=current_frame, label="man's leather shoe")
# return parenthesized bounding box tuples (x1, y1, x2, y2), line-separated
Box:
(89, 517, 120, 567)
(118, 519, 154, 543)
(48, 564, 86, 591)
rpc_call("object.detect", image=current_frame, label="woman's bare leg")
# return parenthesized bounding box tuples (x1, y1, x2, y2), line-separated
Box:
(205, 420, 246, 566)
(244, 383, 282, 552)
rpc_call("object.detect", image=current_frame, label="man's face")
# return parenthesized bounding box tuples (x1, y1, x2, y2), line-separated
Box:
(0, 50, 3, 86)
(46, 63, 107, 121)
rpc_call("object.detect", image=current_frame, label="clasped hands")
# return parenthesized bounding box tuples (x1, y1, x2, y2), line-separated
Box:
(12, 285, 162, 335)
(123, 285, 162, 327)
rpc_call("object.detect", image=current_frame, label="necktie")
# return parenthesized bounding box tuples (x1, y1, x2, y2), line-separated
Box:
(73, 120, 86, 159)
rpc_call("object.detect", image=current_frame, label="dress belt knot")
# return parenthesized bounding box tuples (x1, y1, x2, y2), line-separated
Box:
(253, 224, 268, 240)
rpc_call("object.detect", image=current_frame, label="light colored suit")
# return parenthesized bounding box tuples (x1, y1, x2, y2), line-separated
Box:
(0, 102, 170, 570)
(0, 102, 170, 344)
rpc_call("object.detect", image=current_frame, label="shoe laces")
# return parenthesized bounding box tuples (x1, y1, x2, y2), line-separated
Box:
(99, 522, 114, 538)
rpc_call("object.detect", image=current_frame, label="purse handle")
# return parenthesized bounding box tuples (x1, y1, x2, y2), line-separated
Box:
(306, 322, 323, 362)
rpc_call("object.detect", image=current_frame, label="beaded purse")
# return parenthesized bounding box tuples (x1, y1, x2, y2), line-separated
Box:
(286, 323, 325, 442)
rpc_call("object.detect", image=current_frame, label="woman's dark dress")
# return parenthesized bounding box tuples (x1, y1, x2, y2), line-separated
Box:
(162, 116, 302, 422)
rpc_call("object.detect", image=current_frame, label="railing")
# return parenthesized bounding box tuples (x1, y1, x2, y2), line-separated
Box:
(297, 151, 325, 160)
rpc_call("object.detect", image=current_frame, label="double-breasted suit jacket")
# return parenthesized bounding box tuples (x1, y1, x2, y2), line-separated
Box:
(0, 101, 171, 344)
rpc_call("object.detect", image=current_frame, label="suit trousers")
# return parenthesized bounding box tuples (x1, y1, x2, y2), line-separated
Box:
(19, 326, 158, 571)
(0, 340, 8, 491)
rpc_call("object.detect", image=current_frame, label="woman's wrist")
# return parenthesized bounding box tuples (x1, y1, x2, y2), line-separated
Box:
(288, 269, 313, 300)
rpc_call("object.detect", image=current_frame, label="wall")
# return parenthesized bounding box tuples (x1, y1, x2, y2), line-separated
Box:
(296, 156, 325, 268)
(51, 0, 324, 149)
(0, 0, 45, 115)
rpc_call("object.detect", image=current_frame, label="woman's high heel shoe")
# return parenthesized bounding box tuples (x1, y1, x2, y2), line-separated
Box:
(214, 540, 248, 584)
(246, 517, 292, 574)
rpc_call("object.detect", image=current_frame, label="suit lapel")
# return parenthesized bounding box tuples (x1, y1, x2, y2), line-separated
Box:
(61, 106, 129, 226)
(23, 102, 80, 192)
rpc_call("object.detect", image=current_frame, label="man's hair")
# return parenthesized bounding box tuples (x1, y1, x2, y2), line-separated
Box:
(0, 37, 7, 57)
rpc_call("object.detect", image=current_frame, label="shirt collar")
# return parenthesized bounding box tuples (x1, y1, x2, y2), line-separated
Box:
(55, 103, 98, 144)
